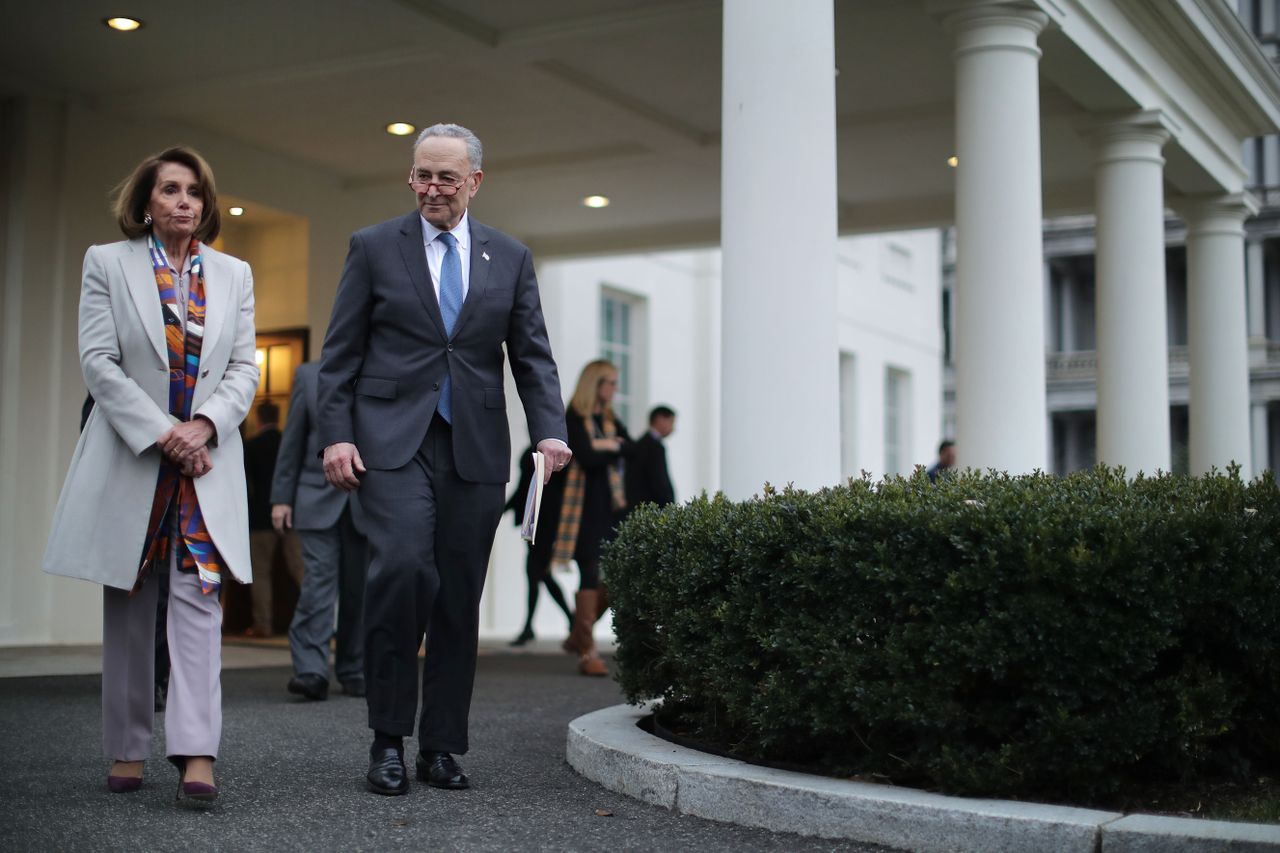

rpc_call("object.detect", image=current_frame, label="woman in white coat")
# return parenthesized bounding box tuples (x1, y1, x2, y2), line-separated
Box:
(43, 147, 257, 805)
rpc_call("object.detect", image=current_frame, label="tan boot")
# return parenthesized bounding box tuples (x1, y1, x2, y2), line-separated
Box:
(563, 590, 597, 655)
(578, 649, 608, 677)
(570, 589, 609, 676)
(593, 584, 609, 624)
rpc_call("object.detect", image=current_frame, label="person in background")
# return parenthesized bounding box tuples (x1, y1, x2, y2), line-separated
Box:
(271, 361, 369, 701)
(43, 146, 258, 804)
(926, 440, 956, 483)
(625, 405, 676, 509)
(552, 359, 633, 677)
(505, 446, 573, 647)
(243, 399, 304, 637)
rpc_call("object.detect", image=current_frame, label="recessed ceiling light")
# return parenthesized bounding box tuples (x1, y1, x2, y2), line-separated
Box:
(583, 195, 610, 208)
(386, 122, 416, 136)
(947, 155, 959, 168)
(228, 206, 245, 216)
(104, 17, 143, 31)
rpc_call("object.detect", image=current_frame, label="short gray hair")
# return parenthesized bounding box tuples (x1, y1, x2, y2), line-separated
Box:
(412, 123, 483, 171)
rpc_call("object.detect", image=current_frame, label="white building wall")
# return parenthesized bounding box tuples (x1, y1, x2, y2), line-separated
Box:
(836, 231, 945, 480)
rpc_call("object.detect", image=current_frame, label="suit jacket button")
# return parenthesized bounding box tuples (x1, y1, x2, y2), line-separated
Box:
(433, 382, 440, 391)
(201, 369, 210, 377)
(447, 344, 454, 353)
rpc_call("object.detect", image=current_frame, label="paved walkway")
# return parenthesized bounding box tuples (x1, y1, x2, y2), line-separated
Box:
(0, 645, 891, 852)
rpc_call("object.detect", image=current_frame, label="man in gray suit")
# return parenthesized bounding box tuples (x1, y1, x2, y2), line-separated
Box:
(271, 361, 368, 701)
(318, 123, 572, 796)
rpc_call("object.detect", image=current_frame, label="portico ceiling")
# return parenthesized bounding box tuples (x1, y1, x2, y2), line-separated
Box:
(2, 0, 1278, 255)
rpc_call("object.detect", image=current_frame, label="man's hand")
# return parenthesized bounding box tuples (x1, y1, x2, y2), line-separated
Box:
(179, 446, 213, 478)
(271, 504, 293, 533)
(160, 417, 215, 463)
(537, 438, 572, 484)
(323, 442, 365, 492)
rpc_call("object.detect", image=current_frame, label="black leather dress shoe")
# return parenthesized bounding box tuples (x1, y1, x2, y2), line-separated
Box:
(416, 751, 469, 790)
(287, 673, 329, 701)
(367, 747, 409, 796)
(339, 679, 366, 698)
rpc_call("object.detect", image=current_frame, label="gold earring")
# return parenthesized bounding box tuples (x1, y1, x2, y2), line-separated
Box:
(143, 212, 153, 226)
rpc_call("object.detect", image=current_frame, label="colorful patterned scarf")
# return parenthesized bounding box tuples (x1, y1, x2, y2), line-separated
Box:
(551, 413, 627, 566)
(134, 236, 226, 594)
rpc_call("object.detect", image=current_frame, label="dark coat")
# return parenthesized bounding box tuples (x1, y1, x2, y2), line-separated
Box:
(243, 425, 282, 531)
(564, 413, 633, 564)
(625, 432, 675, 508)
(270, 362, 362, 531)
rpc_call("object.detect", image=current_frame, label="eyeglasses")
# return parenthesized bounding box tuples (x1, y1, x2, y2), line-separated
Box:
(407, 170, 471, 196)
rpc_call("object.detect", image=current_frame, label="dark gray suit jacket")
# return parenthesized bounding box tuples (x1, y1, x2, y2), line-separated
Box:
(317, 212, 567, 482)
(271, 361, 361, 531)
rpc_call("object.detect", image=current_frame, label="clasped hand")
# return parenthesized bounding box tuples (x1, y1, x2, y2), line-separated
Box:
(159, 418, 215, 478)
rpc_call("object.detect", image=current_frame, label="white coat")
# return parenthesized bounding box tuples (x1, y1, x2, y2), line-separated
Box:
(43, 237, 258, 590)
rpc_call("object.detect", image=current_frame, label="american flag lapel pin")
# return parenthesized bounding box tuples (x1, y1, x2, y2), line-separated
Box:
(482, 251, 490, 261)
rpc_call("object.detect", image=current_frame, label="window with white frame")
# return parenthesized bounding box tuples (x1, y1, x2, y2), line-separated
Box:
(600, 290, 640, 427)
(884, 367, 911, 476)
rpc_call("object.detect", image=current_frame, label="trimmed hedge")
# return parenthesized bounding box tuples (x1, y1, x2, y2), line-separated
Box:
(604, 467, 1280, 802)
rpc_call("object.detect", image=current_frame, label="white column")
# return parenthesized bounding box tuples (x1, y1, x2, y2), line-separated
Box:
(1246, 239, 1267, 340)
(1092, 113, 1174, 474)
(1180, 194, 1257, 475)
(1252, 402, 1271, 477)
(947, 4, 1050, 473)
(720, 0, 839, 498)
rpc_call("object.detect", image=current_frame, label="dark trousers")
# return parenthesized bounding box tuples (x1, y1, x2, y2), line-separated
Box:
(358, 416, 503, 754)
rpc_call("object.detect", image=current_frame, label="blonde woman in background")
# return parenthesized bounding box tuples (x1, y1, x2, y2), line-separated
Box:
(551, 359, 635, 676)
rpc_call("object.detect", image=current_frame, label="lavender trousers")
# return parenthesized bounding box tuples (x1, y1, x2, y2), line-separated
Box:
(101, 551, 222, 761)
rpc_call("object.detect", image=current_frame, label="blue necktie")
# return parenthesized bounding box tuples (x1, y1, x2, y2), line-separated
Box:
(436, 231, 463, 423)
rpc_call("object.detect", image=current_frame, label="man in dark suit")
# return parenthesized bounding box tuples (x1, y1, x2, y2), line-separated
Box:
(318, 123, 571, 796)
(271, 361, 368, 702)
(625, 405, 677, 508)
(926, 440, 956, 483)
(243, 399, 304, 637)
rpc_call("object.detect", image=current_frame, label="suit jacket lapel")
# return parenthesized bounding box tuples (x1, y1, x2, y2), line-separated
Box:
(452, 220, 492, 337)
(397, 212, 447, 338)
(121, 238, 168, 365)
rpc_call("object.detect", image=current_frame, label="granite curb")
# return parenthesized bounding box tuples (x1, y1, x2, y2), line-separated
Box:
(567, 703, 1280, 853)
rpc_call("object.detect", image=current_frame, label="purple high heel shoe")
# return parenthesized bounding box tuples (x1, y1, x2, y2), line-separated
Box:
(106, 775, 142, 793)
(107, 761, 143, 793)
(177, 779, 218, 803)
(172, 757, 219, 806)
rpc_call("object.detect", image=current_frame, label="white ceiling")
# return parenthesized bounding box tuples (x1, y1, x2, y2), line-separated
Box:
(0, 0, 1269, 254)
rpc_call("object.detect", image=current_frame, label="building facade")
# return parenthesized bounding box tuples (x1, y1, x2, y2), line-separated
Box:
(940, 0, 1280, 478)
